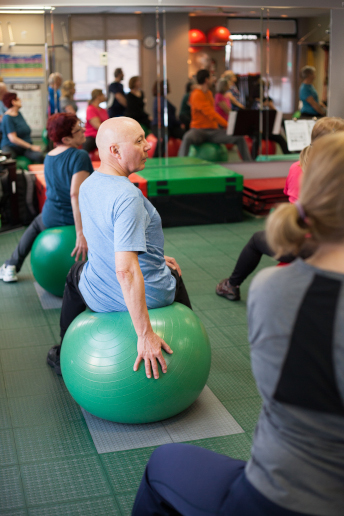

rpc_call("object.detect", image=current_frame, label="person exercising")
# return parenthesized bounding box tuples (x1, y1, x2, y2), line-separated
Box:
(47, 117, 191, 377)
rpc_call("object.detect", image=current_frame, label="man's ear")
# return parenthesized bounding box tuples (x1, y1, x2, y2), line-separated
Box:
(110, 145, 120, 158)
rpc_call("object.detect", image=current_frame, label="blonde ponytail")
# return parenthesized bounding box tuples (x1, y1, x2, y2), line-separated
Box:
(266, 203, 309, 258)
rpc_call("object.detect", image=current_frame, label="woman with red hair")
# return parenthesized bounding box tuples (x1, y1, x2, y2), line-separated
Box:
(1, 92, 44, 163)
(0, 113, 93, 283)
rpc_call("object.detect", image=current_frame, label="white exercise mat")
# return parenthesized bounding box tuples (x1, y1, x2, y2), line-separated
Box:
(81, 386, 244, 453)
(34, 282, 63, 309)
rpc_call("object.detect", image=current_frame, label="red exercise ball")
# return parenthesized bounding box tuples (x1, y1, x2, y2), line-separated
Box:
(189, 29, 207, 45)
(189, 46, 203, 54)
(207, 26, 231, 50)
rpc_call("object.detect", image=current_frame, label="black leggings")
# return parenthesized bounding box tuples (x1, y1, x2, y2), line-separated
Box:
(59, 262, 192, 343)
(229, 230, 296, 287)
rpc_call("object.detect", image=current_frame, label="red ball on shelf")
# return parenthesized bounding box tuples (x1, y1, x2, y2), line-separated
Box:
(207, 26, 231, 50)
(189, 29, 207, 45)
(189, 46, 203, 54)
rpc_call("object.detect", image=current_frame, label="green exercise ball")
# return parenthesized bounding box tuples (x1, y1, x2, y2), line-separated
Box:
(189, 142, 228, 162)
(61, 303, 211, 423)
(16, 156, 32, 170)
(31, 226, 77, 297)
(42, 128, 49, 146)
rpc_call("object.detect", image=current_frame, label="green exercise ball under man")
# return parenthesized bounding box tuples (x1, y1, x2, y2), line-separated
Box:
(61, 303, 211, 424)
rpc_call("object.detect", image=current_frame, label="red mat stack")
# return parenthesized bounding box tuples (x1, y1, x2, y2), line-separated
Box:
(243, 177, 289, 215)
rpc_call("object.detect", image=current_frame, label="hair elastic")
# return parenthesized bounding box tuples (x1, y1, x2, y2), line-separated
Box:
(295, 201, 306, 221)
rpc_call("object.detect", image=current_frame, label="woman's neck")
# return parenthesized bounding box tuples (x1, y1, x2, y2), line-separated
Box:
(91, 100, 101, 108)
(7, 107, 19, 116)
(48, 143, 75, 155)
(306, 242, 344, 275)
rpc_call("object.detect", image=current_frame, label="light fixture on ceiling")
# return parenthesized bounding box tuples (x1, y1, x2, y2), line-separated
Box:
(281, 14, 288, 18)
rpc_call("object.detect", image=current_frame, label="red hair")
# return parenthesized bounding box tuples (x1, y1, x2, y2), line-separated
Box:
(47, 113, 79, 144)
(3, 92, 17, 108)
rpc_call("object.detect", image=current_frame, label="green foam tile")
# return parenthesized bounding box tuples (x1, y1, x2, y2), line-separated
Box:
(0, 466, 26, 511)
(101, 447, 156, 493)
(4, 367, 67, 398)
(116, 491, 137, 516)
(0, 310, 48, 331)
(0, 375, 6, 398)
(190, 293, 233, 311)
(43, 309, 61, 326)
(21, 456, 112, 507)
(222, 397, 262, 438)
(180, 268, 213, 283)
(207, 327, 234, 349)
(14, 420, 97, 464)
(0, 429, 18, 466)
(0, 510, 27, 516)
(183, 279, 217, 296)
(207, 369, 259, 402)
(48, 324, 61, 343)
(27, 497, 120, 516)
(0, 399, 12, 429)
(187, 432, 252, 461)
(1, 295, 42, 313)
(0, 345, 53, 373)
(210, 347, 251, 373)
(0, 326, 56, 350)
(199, 308, 248, 327)
(0, 280, 36, 299)
(9, 391, 82, 428)
(215, 325, 249, 347)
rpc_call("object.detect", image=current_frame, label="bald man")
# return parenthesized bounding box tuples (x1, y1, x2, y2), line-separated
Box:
(47, 117, 191, 378)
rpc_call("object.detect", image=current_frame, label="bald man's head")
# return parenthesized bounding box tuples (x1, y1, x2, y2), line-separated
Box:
(96, 117, 151, 176)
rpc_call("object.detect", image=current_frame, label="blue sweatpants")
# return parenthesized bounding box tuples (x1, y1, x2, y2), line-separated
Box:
(132, 443, 309, 516)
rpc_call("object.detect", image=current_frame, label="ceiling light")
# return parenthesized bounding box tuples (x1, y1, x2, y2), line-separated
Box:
(281, 14, 288, 18)
(0, 10, 46, 13)
(1, 5, 54, 8)
(134, 11, 142, 14)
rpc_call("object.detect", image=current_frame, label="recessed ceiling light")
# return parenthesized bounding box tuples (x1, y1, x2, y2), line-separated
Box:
(249, 11, 256, 14)
(281, 14, 288, 18)
(134, 11, 142, 14)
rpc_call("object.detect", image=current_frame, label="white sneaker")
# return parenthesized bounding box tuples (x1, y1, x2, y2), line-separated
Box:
(0, 264, 18, 282)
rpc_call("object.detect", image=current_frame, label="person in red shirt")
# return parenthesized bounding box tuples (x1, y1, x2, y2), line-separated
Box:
(83, 89, 109, 153)
(178, 69, 252, 161)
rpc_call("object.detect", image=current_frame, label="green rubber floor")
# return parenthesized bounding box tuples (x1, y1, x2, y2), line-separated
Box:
(0, 215, 273, 515)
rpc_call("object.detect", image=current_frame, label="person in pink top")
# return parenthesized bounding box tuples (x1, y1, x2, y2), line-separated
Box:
(216, 116, 344, 302)
(83, 89, 109, 153)
(214, 78, 231, 121)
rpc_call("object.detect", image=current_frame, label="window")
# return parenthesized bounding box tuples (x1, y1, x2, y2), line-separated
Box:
(106, 40, 140, 93)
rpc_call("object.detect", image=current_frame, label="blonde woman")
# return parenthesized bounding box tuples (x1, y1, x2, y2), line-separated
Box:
(133, 133, 344, 516)
(222, 70, 245, 110)
(83, 89, 108, 153)
(216, 116, 344, 301)
(60, 80, 78, 115)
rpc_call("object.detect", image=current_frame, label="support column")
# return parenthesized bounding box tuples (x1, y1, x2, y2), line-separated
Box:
(328, 9, 344, 117)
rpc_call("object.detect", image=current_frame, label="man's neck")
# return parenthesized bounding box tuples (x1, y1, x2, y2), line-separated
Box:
(98, 160, 129, 177)
(200, 84, 209, 93)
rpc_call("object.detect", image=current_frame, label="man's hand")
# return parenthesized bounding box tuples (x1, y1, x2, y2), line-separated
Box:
(71, 232, 88, 261)
(134, 331, 173, 379)
(164, 255, 182, 277)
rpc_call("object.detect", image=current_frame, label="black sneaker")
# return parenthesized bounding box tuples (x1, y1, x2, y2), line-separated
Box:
(216, 279, 241, 301)
(47, 345, 62, 376)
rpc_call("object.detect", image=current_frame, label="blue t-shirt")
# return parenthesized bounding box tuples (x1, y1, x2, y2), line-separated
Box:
(42, 147, 94, 228)
(107, 82, 125, 118)
(299, 83, 319, 115)
(48, 86, 61, 115)
(78, 171, 176, 312)
(1, 112, 32, 148)
(0, 100, 6, 132)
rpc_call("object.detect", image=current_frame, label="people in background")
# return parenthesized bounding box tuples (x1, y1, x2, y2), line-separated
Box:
(216, 116, 344, 302)
(46, 117, 191, 376)
(179, 80, 197, 132)
(151, 79, 185, 157)
(133, 131, 344, 516)
(214, 78, 231, 120)
(299, 66, 326, 117)
(60, 80, 78, 115)
(1, 92, 44, 163)
(83, 89, 109, 153)
(125, 76, 151, 130)
(0, 113, 93, 283)
(48, 72, 63, 115)
(178, 69, 252, 161)
(222, 70, 245, 111)
(107, 68, 127, 118)
(0, 82, 8, 142)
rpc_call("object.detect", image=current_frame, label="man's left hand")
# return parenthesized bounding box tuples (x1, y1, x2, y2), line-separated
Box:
(164, 256, 182, 277)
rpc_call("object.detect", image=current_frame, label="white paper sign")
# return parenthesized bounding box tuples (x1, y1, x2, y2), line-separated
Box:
(284, 120, 316, 152)
(100, 52, 108, 66)
(226, 111, 237, 135)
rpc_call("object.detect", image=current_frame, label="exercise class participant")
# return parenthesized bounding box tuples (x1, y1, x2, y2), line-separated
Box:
(178, 69, 252, 161)
(132, 132, 344, 516)
(107, 68, 127, 118)
(47, 117, 191, 377)
(299, 66, 326, 118)
(125, 76, 151, 130)
(216, 116, 344, 301)
(1, 92, 44, 163)
(0, 113, 93, 283)
(83, 89, 109, 153)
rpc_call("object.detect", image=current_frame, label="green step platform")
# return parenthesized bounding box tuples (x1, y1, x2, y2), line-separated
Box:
(137, 165, 243, 197)
(145, 156, 210, 168)
(255, 153, 299, 162)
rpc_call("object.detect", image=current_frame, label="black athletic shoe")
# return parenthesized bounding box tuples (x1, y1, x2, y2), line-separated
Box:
(216, 279, 241, 301)
(47, 345, 62, 376)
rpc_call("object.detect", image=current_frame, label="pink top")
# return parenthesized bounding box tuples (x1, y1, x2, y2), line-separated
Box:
(85, 105, 109, 138)
(284, 161, 302, 204)
(214, 93, 231, 122)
